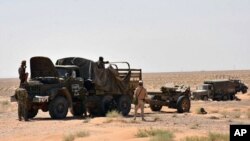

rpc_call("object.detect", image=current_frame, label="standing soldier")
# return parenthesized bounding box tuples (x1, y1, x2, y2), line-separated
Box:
(97, 56, 109, 69)
(18, 60, 28, 88)
(16, 88, 29, 121)
(134, 80, 148, 121)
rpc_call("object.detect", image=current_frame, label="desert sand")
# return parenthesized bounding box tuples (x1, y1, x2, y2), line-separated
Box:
(0, 70, 250, 141)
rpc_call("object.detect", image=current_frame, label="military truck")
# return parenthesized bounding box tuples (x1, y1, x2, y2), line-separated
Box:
(55, 57, 142, 116)
(146, 84, 191, 113)
(192, 79, 248, 101)
(12, 56, 141, 119)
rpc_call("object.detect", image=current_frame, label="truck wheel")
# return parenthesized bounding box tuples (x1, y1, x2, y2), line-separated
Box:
(242, 89, 247, 94)
(223, 95, 229, 101)
(101, 95, 113, 116)
(150, 104, 162, 111)
(149, 96, 162, 111)
(177, 96, 190, 113)
(87, 96, 102, 117)
(71, 102, 86, 116)
(27, 108, 38, 118)
(118, 95, 131, 116)
(49, 96, 68, 119)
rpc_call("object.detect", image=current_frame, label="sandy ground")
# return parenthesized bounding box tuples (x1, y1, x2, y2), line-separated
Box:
(0, 70, 250, 141)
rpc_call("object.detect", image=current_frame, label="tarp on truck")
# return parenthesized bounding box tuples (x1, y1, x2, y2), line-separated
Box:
(56, 57, 131, 94)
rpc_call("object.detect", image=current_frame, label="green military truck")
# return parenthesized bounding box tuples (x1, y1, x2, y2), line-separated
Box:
(192, 79, 248, 101)
(147, 84, 191, 113)
(12, 56, 141, 119)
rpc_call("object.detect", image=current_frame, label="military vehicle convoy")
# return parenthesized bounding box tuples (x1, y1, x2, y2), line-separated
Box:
(13, 56, 141, 119)
(147, 84, 191, 113)
(192, 79, 248, 101)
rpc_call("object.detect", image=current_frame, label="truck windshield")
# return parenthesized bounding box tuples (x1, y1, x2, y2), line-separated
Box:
(197, 85, 209, 90)
(56, 68, 69, 78)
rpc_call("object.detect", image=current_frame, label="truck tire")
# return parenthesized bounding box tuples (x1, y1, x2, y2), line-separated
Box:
(101, 95, 113, 116)
(150, 104, 162, 111)
(87, 96, 102, 117)
(242, 89, 247, 94)
(223, 95, 229, 101)
(177, 96, 190, 113)
(49, 96, 68, 119)
(118, 95, 131, 116)
(149, 96, 162, 111)
(71, 102, 86, 116)
(27, 108, 38, 118)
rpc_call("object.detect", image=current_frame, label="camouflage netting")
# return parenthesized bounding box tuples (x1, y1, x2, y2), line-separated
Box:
(56, 57, 131, 94)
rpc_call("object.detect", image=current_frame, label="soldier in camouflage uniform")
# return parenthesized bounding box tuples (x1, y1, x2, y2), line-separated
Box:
(18, 60, 28, 88)
(16, 88, 29, 121)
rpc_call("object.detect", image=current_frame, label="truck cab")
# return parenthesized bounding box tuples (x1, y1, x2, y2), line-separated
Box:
(13, 57, 87, 119)
(192, 84, 212, 100)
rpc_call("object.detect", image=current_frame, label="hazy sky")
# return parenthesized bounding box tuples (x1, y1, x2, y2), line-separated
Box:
(0, 0, 250, 78)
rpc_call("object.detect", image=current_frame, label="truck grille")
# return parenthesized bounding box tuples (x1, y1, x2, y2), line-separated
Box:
(27, 85, 40, 95)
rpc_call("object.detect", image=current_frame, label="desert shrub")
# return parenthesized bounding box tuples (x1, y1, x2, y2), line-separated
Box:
(183, 136, 208, 141)
(136, 128, 174, 141)
(220, 111, 228, 118)
(63, 134, 75, 141)
(182, 132, 229, 141)
(150, 131, 174, 141)
(75, 131, 89, 138)
(208, 132, 229, 141)
(210, 110, 219, 113)
(63, 130, 89, 141)
(246, 109, 250, 118)
(0, 100, 10, 113)
(233, 112, 241, 119)
(106, 110, 121, 118)
(190, 123, 200, 129)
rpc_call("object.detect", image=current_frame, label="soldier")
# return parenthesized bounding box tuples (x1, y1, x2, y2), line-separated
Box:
(16, 88, 29, 121)
(97, 56, 109, 69)
(134, 80, 148, 121)
(18, 60, 28, 88)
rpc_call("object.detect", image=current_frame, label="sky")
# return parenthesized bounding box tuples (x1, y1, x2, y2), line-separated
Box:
(0, 0, 250, 78)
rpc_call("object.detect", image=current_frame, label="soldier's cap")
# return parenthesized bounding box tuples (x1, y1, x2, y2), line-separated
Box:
(99, 56, 104, 61)
(21, 60, 26, 65)
(139, 80, 143, 84)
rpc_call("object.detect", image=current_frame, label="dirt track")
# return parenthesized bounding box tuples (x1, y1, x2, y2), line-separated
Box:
(0, 71, 250, 141)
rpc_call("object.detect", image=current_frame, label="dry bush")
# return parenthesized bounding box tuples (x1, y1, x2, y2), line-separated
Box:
(0, 100, 10, 113)
(210, 110, 219, 113)
(104, 110, 129, 123)
(220, 111, 228, 118)
(182, 132, 229, 141)
(63, 130, 89, 141)
(136, 128, 174, 140)
(190, 123, 200, 129)
(106, 110, 122, 118)
(63, 134, 75, 141)
(233, 112, 241, 119)
(247, 110, 250, 119)
(75, 131, 89, 138)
